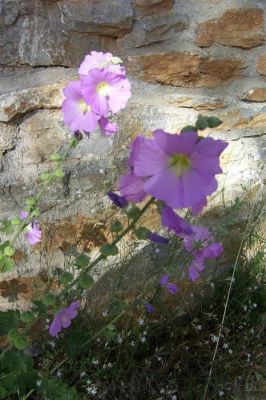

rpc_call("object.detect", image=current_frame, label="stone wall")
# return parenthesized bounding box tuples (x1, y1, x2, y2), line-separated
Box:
(0, 0, 265, 308)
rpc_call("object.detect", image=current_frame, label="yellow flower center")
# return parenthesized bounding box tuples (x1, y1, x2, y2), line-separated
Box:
(169, 154, 191, 176)
(96, 81, 109, 96)
(79, 99, 91, 114)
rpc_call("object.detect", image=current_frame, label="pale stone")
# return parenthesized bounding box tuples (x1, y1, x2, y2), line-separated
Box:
(241, 88, 266, 102)
(0, 123, 17, 152)
(257, 55, 266, 76)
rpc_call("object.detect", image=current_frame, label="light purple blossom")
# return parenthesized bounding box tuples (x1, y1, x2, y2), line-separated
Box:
(107, 191, 128, 209)
(159, 274, 178, 295)
(20, 211, 42, 246)
(161, 206, 193, 237)
(62, 81, 100, 134)
(184, 226, 224, 281)
(79, 51, 125, 76)
(145, 303, 155, 313)
(81, 68, 131, 117)
(49, 301, 80, 337)
(148, 232, 169, 244)
(98, 117, 118, 136)
(126, 129, 227, 212)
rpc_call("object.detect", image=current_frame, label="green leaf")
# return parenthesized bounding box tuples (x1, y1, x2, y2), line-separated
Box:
(100, 244, 119, 257)
(181, 125, 197, 133)
(51, 153, 62, 162)
(11, 217, 21, 225)
(126, 205, 141, 219)
(110, 220, 123, 233)
(0, 220, 14, 234)
(8, 331, 28, 350)
(20, 311, 34, 324)
(4, 246, 15, 257)
(75, 254, 90, 269)
(207, 116, 223, 128)
(54, 169, 64, 178)
(40, 172, 50, 181)
(59, 271, 74, 285)
(0, 256, 15, 272)
(0, 311, 20, 335)
(78, 274, 94, 289)
(42, 293, 56, 306)
(195, 114, 208, 130)
(25, 197, 37, 206)
(135, 227, 151, 240)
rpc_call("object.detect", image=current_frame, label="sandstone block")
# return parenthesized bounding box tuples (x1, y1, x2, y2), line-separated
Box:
(196, 8, 265, 49)
(129, 53, 244, 88)
(257, 54, 266, 76)
(241, 88, 266, 102)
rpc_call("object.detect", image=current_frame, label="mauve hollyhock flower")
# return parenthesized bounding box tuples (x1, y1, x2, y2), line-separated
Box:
(98, 117, 118, 136)
(49, 301, 80, 337)
(119, 172, 147, 202)
(107, 191, 128, 209)
(20, 211, 41, 246)
(131, 129, 228, 211)
(145, 303, 155, 313)
(81, 68, 131, 116)
(148, 232, 169, 244)
(79, 51, 125, 76)
(62, 81, 99, 133)
(184, 226, 224, 281)
(159, 274, 178, 295)
(161, 206, 193, 237)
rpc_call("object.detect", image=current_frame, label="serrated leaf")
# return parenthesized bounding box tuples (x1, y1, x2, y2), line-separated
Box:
(110, 220, 123, 233)
(195, 114, 208, 130)
(207, 116, 223, 128)
(42, 293, 56, 306)
(59, 271, 74, 285)
(25, 197, 37, 206)
(78, 274, 94, 289)
(20, 311, 34, 323)
(40, 172, 50, 181)
(100, 244, 119, 257)
(181, 125, 197, 133)
(51, 153, 62, 162)
(11, 218, 21, 225)
(126, 205, 141, 219)
(54, 169, 64, 178)
(4, 246, 15, 257)
(75, 254, 90, 269)
(135, 226, 151, 240)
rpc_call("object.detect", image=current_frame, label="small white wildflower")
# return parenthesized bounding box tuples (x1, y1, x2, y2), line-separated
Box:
(160, 388, 165, 394)
(253, 303, 257, 308)
(218, 390, 224, 397)
(49, 341, 55, 348)
(228, 349, 233, 354)
(140, 336, 146, 343)
(56, 370, 62, 379)
(171, 396, 177, 400)
(211, 335, 219, 343)
(155, 248, 160, 253)
(138, 318, 145, 326)
(185, 346, 189, 351)
(90, 388, 97, 396)
(223, 343, 229, 350)
(196, 325, 202, 330)
(80, 371, 86, 378)
(102, 310, 108, 317)
(130, 341, 135, 346)
(250, 328, 254, 334)
(96, 337, 101, 343)
(36, 380, 42, 387)
(247, 353, 251, 362)
(210, 282, 215, 288)
(107, 362, 112, 368)
(143, 330, 148, 336)
(46, 318, 50, 323)
(117, 336, 123, 344)
(92, 359, 99, 366)
(99, 169, 104, 174)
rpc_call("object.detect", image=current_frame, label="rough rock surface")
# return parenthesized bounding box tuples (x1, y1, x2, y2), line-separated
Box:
(195, 8, 265, 49)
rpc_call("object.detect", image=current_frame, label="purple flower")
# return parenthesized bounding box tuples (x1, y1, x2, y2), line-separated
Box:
(98, 117, 118, 136)
(161, 206, 193, 237)
(49, 301, 80, 337)
(119, 172, 147, 203)
(107, 191, 128, 209)
(128, 129, 228, 211)
(184, 226, 224, 281)
(148, 232, 169, 244)
(159, 274, 178, 295)
(62, 81, 100, 133)
(81, 68, 131, 117)
(20, 211, 41, 246)
(79, 51, 125, 76)
(145, 303, 155, 313)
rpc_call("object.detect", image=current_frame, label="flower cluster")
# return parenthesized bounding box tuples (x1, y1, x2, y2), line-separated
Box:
(62, 51, 131, 137)
(20, 211, 42, 246)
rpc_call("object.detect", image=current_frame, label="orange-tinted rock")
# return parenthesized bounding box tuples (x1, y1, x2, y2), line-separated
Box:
(241, 88, 266, 102)
(194, 100, 227, 111)
(133, 0, 173, 16)
(196, 8, 265, 49)
(130, 53, 244, 88)
(257, 55, 266, 75)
